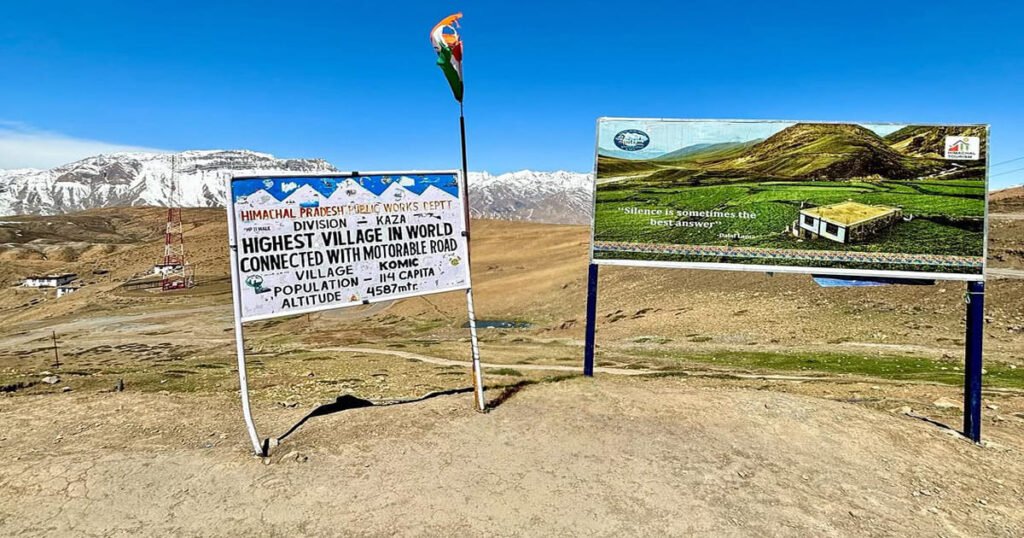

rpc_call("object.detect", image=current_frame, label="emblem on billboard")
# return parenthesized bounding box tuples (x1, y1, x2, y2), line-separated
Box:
(945, 136, 980, 160)
(245, 275, 271, 294)
(613, 129, 650, 151)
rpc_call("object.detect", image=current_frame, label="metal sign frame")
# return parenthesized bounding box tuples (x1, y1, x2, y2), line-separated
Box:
(227, 170, 485, 455)
(590, 117, 990, 282)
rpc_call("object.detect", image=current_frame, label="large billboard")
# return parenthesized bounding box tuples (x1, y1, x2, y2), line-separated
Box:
(592, 118, 988, 280)
(228, 171, 470, 321)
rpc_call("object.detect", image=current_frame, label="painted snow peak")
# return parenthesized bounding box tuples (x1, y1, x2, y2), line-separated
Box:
(592, 119, 988, 280)
(228, 173, 469, 321)
(230, 173, 460, 203)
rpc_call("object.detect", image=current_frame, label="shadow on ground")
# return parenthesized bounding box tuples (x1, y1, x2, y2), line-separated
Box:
(274, 374, 579, 447)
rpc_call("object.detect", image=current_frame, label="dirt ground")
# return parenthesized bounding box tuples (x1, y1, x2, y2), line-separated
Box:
(1, 207, 1024, 536)
(1, 376, 1023, 537)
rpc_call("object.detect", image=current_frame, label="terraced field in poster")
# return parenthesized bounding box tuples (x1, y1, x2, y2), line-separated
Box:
(593, 120, 988, 277)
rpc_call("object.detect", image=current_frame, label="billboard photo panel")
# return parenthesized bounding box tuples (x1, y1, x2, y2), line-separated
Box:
(228, 171, 470, 322)
(592, 118, 988, 280)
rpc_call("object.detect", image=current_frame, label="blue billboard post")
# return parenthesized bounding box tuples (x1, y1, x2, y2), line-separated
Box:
(963, 280, 985, 443)
(583, 263, 600, 377)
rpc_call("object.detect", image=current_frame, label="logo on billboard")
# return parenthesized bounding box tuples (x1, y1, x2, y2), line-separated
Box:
(614, 129, 650, 151)
(945, 136, 980, 160)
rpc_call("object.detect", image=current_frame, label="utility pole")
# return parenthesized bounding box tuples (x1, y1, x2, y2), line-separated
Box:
(51, 330, 60, 369)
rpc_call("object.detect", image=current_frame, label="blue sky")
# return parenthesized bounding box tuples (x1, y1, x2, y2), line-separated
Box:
(1, 1, 1022, 188)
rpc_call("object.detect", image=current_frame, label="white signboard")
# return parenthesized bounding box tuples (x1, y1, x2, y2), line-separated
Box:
(227, 171, 470, 321)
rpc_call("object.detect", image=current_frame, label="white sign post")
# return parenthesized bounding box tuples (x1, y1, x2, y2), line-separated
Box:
(226, 171, 484, 455)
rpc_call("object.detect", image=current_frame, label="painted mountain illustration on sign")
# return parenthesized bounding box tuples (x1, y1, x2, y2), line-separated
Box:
(652, 141, 758, 163)
(598, 123, 988, 183)
(712, 123, 936, 180)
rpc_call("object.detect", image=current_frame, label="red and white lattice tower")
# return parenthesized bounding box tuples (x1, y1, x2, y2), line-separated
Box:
(158, 155, 194, 291)
(160, 207, 194, 291)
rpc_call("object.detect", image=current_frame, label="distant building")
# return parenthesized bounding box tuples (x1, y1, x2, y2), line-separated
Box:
(794, 202, 902, 244)
(56, 286, 78, 298)
(153, 263, 184, 276)
(22, 273, 77, 288)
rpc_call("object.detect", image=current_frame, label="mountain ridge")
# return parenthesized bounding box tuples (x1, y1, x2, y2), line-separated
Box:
(0, 151, 594, 224)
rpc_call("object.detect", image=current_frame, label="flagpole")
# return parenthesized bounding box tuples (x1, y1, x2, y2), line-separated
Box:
(460, 103, 469, 187)
(460, 101, 486, 413)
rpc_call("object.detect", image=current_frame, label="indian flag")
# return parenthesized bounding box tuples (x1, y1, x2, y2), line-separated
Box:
(430, 13, 464, 102)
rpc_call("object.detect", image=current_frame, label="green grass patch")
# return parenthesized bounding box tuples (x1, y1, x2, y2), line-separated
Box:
(644, 350, 1024, 389)
(489, 368, 525, 377)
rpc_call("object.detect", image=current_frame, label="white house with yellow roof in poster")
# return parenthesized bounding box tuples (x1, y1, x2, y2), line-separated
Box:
(794, 201, 902, 244)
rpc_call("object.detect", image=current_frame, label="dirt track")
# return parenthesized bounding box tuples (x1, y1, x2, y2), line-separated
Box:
(1, 376, 1023, 537)
(988, 268, 1024, 279)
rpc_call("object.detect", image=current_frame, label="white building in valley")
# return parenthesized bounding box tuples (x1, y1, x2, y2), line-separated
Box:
(22, 273, 77, 288)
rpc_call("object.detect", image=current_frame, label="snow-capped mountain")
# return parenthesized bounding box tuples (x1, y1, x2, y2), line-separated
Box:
(0, 150, 337, 216)
(0, 150, 594, 224)
(468, 170, 593, 225)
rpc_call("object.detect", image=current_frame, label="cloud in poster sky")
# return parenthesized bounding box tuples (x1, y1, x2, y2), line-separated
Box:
(280, 181, 299, 193)
(0, 121, 168, 169)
